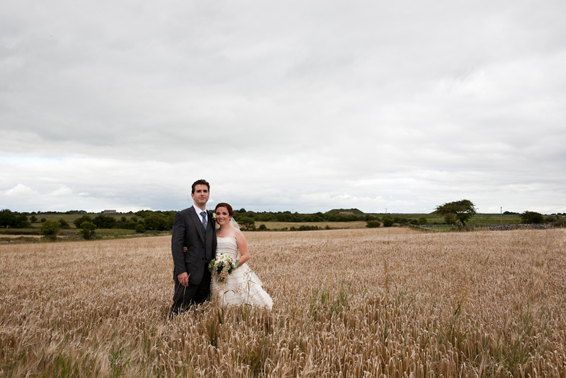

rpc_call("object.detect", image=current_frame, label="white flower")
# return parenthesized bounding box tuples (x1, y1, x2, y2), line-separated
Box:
(209, 254, 239, 283)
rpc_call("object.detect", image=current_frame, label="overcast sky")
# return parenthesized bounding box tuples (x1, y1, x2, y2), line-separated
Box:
(1, 0, 565, 214)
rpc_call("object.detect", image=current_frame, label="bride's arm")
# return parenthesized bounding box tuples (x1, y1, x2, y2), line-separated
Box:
(234, 230, 249, 268)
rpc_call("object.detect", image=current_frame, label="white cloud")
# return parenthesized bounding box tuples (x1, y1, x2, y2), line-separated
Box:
(49, 186, 73, 196)
(1, 184, 38, 197)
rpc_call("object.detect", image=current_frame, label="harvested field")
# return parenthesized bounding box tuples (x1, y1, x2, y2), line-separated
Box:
(1, 228, 565, 377)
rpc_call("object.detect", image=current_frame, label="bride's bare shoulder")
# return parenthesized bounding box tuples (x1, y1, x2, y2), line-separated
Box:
(234, 228, 246, 240)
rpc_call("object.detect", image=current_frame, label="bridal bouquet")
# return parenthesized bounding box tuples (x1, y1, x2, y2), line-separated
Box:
(208, 254, 239, 282)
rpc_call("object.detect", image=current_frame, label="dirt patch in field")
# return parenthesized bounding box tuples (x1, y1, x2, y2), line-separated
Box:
(0, 234, 42, 238)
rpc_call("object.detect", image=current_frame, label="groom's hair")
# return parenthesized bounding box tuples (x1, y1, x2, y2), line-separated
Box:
(215, 203, 234, 217)
(191, 179, 210, 193)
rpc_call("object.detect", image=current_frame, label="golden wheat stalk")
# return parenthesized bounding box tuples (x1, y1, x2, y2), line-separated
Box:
(1, 228, 565, 377)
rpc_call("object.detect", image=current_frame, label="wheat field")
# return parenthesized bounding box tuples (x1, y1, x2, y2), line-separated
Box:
(1, 228, 565, 377)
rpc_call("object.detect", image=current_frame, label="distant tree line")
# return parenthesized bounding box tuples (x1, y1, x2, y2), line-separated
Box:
(73, 211, 176, 232)
(1, 208, 564, 233)
(0, 209, 176, 233)
(233, 208, 380, 223)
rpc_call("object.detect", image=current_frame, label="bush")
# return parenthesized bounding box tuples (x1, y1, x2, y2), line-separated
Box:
(40, 218, 46, 223)
(58, 218, 71, 229)
(40, 220, 60, 240)
(135, 223, 146, 233)
(553, 217, 566, 228)
(74, 215, 92, 229)
(14, 214, 30, 228)
(394, 217, 409, 225)
(258, 224, 268, 231)
(383, 217, 394, 227)
(238, 217, 256, 231)
(545, 215, 559, 223)
(298, 225, 319, 231)
(0, 209, 17, 228)
(366, 221, 381, 228)
(418, 216, 427, 225)
(520, 211, 544, 224)
(30, 215, 38, 223)
(93, 215, 116, 229)
(80, 221, 97, 239)
(144, 215, 167, 231)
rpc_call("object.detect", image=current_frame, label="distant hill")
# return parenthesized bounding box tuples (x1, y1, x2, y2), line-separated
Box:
(325, 208, 365, 216)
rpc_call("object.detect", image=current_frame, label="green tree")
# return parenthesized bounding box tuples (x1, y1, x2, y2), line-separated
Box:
(238, 216, 256, 231)
(443, 214, 458, 226)
(30, 215, 38, 223)
(73, 215, 92, 228)
(80, 221, 97, 239)
(40, 220, 60, 240)
(0, 209, 17, 228)
(394, 216, 409, 225)
(520, 211, 544, 224)
(418, 216, 428, 225)
(93, 215, 116, 229)
(144, 215, 167, 231)
(135, 223, 146, 233)
(58, 218, 71, 229)
(366, 220, 381, 228)
(434, 199, 476, 227)
(383, 217, 394, 227)
(14, 214, 30, 228)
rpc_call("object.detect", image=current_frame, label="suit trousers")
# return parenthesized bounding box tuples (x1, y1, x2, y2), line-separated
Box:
(170, 265, 211, 317)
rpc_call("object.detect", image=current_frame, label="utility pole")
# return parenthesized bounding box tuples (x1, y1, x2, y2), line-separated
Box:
(500, 207, 503, 225)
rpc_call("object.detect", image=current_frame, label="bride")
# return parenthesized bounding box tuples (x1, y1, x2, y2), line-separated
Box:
(212, 202, 273, 310)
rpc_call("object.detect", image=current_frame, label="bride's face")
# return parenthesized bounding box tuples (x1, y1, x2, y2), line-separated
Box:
(215, 207, 230, 226)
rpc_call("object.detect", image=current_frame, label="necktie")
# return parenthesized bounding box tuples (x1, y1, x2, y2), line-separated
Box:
(200, 211, 207, 230)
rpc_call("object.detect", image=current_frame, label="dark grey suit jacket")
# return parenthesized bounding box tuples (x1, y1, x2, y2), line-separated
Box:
(171, 206, 217, 286)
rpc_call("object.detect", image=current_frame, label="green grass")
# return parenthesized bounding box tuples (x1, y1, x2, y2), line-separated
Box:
(377, 213, 523, 225)
(468, 213, 522, 225)
(255, 221, 367, 230)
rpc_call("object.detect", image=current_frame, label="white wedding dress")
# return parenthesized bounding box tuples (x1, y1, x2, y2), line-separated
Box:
(212, 237, 273, 310)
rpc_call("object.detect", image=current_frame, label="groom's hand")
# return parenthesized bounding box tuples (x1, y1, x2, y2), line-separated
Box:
(177, 272, 189, 287)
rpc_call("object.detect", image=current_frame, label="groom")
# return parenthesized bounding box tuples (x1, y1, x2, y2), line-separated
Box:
(169, 179, 217, 317)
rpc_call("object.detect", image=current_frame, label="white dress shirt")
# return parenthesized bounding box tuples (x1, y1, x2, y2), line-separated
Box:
(193, 204, 207, 225)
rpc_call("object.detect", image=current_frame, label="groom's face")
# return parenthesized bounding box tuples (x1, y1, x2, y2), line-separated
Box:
(191, 184, 210, 207)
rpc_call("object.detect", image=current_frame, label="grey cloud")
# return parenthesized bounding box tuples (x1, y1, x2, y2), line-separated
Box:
(1, 0, 565, 213)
